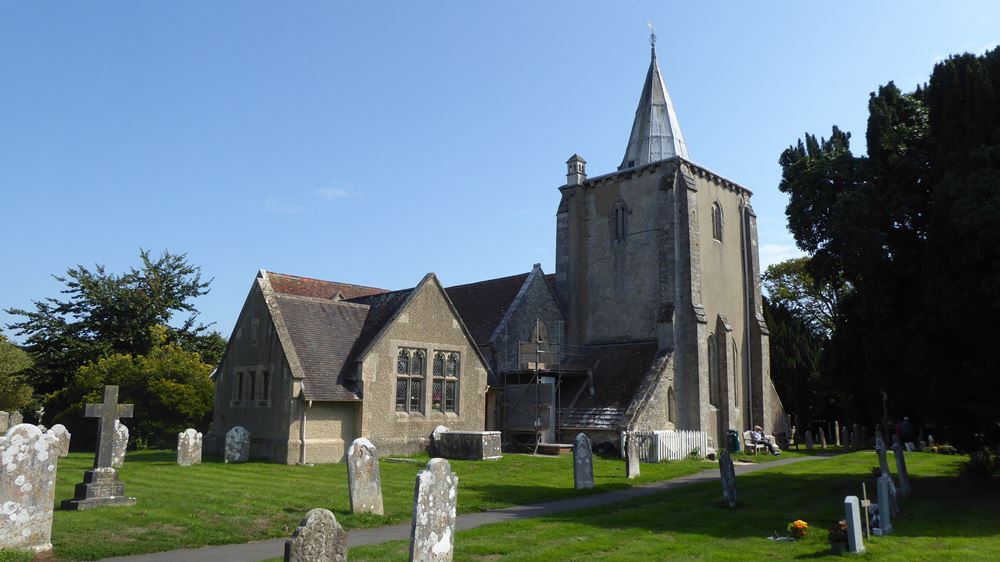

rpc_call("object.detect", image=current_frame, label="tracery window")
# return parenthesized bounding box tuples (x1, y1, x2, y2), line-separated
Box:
(395, 348, 425, 413)
(712, 201, 724, 242)
(432, 351, 460, 413)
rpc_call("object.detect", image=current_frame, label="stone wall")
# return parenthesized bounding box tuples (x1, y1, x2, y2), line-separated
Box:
(490, 266, 565, 374)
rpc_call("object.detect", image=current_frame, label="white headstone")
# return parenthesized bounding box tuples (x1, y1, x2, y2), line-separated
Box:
(409, 458, 458, 562)
(347, 438, 384, 515)
(834, 421, 841, 446)
(625, 433, 640, 480)
(573, 433, 594, 490)
(284, 508, 347, 562)
(48, 424, 71, 458)
(0, 411, 8, 434)
(819, 427, 827, 449)
(844, 496, 865, 553)
(225, 426, 250, 463)
(10, 411, 23, 426)
(177, 428, 203, 466)
(111, 420, 129, 468)
(0, 424, 60, 553)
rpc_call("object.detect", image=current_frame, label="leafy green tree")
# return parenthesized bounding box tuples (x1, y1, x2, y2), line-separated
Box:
(51, 326, 214, 449)
(762, 257, 845, 337)
(0, 333, 33, 413)
(5, 249, 221, 394)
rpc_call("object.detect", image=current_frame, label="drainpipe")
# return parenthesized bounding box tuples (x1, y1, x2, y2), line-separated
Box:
(740, 203, 755, 432)
(299, 393, 311, 465)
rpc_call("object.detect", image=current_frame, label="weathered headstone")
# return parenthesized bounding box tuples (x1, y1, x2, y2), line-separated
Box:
(844, 496, 865, 553)
(819, 427, 827, 449)
(928, 434, 935, 447)
(625, 432, 640, 479)
(225, 426, 250, 463)
(804, 430, 814, 450)
(849, 431, 857, 450)
(433, 431, 502, 460)
(719, 448, 738, 508)
(61, 385, 136, 510)
(409, 458, 458, 562)
(853, 424, 860, 448)
(49, 424, 71, 458)
(177, 428, 203, 467)
(10, 411, 23, 426)
(841, 426, 849, 450)
(573, 433, 594, 490)
(347, 437, 384, 515)
(891, 438, 911, 497)
(834, 421, 841, 446)
(861, 426, 870, 449)
(111, 420, 129, 468)
(917, 440, 927, 451)
(0, 424, 61, 553)
(284, 508, 347, 562)
(874, 433, 900, 516)
(0, 411, 8, 433)
(873, 474, 894, 535)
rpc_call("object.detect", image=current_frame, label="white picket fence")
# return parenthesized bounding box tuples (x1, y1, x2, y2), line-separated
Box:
(620, 430, 710, 462)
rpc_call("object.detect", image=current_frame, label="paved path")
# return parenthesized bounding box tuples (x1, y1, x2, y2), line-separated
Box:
(101, 455, 823, 562)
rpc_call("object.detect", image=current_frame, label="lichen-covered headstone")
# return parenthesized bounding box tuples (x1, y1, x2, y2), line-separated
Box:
(844, 496, 865, 553)
(625, 433, 640, 480)
(1, 424, 60, 553)
(284, 508, 347, 562)
(0, 411, 8, 434)
(719, 448, 738, 508)
(48, 424, 71, 458)
(111, 420, 129, 468)
(10, 411, 23, 426)
(891, 438, 911, 497)
(804, 430, 814, 450)
(573, 433, 594, 490)
(819, 427, 827, 449)
(347, 437, 384, 515)
(177, 428, 203, 467)
(834, 421, 841, 446)
(409, 458, 458, 562)
(225, 426, 250, 463)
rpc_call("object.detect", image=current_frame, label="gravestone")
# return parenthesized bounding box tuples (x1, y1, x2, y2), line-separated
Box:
(177, 428, 203, 467)
(0, 411, 7, 433)
(861, 426, 870, 449)
(0, 424, 61, 553)
(918, 440, 927, 451)
(844, 496, 865, 553)
(49, 424, 71, 458)
(853, 424, 860, 448)
(409, 458, 458, 562)
(891, 439, 911, 497)
(834, 421, 841, 446)
(225, 426, 250, 463)
(111, 420, 129, 468)
(625, 432, 640, 479)
(573, 433, 594, 490)
(804, 430, 814, 449)
(873, 474, 894, 535)
(10, 411, 23, 426)
(61, 385, 136, 510)
(347, 437, 384, 515)
(719, 449, 738, 508)
(874, 433, 900, 516)
(431, 425, 449, 455)
(819, 427, 827, 449)
(841, 426, 849, 450)
(284, 508, 347, 562)
(849, 431, 857, 450)
(928, 435, 935, 447)
(433, 431, 502, 461)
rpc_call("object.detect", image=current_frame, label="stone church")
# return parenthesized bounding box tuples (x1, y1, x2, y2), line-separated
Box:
(208, 40, 786, 462)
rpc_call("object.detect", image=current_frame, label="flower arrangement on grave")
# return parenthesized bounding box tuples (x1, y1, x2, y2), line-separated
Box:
(828, 520, 848, 544)
(787, 519, 809, 540)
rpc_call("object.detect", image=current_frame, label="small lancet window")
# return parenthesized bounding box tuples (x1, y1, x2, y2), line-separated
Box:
(712, 201, 724, 242)
(612, 200, 629, 242)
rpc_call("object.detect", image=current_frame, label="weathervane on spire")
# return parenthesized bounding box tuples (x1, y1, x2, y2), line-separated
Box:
(648, 21, 656, 49)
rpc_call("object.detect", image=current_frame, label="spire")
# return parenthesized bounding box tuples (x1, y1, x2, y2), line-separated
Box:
(618, 34, 688, 170)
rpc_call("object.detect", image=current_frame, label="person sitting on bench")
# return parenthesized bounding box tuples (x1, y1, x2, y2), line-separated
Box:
(751, 425, 781, 456)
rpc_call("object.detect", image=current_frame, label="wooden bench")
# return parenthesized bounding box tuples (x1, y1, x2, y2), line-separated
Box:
(742, 430, 775, 456)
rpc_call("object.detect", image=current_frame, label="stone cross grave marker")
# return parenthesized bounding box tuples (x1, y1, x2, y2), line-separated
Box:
(625, 432, 640, 479)
(844, 496, 865, 553)
(573, 432, 594, 490)
(719, 448, 738, 508)
(891, 437, 911, 497)
(225, 426, 250, 463)
(0, 411, 8, 433)
(819, 427, 827, 448)
(177, 428, 203, 467)
(873, 474, 894, 535)
(61, 385, 136, 510)
(409, 458, 458, 562)
(111, 420, 129, 468)
(284, 508, 347, 562)
(347, 437, 384, 515)
(834, 421, 841, 446)
(804, 430, 814, 449)
(874, 433, 900, 516)
(49, 424, 71, 458)
(10, 411, 23, 426)
(1, 424, 61, 553)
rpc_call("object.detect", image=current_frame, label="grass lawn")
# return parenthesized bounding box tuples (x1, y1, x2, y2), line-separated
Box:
(348, 451, 1000, 561)
(24, 449, 723, 560)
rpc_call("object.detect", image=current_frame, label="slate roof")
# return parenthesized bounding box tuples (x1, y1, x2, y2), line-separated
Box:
(445, 273, 530, 345)
(346, 289, 415, 362)
(573, 341, 660, 410)
(269, 271, 387, 300)
(271, 293, 369, 401)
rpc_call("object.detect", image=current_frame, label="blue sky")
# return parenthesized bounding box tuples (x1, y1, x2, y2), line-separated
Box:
(2, 2, 998, 341)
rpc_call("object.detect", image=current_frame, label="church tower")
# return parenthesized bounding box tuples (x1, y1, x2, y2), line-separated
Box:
(554, 36, 785, 446)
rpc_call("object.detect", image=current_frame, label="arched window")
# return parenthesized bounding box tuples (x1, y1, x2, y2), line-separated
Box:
(667, 386, 675, 424)
(432, 351, 460, 413)
(433, 352, 445, 377)
(731, 341, 740, 408)
(712, 201, 724, 242)
(612, 200, 628, 241)
(396, 349, 410, 375)
(396, 348, 425, 413)
(708, 335, 720, 407)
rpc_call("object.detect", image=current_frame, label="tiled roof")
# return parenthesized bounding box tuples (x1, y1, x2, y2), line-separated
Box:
(559, 407, 625, 430)
(272, 294, 369, 401)
(346, 289, 414, 362)
(445, 273, 530, 345)
(571, 341, 660, 410)
(268, 271, 387, 300)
